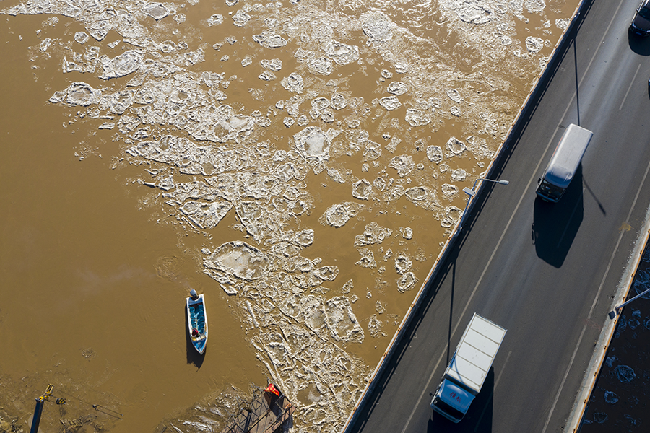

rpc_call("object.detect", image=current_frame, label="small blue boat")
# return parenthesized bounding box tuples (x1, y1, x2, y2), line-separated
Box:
(186, 289, 208, 354)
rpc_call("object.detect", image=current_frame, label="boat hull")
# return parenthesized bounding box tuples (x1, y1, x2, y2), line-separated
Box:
(186, 294, 208, 354)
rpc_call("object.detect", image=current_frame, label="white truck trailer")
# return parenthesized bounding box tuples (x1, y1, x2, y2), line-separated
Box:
(536, 123, 593, 202)
(430, 313, 507, 423)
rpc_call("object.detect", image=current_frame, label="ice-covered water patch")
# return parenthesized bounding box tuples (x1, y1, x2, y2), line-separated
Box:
(294, 126, 330, 160)
(387, 82, 408, 96)
(604, 391, 619, 404)
(252, 31, 287, 48)
(362, 11, 394, 43)
(615, 365, 636, 383)
(388, 155, 415, 177)
(99, 50, 144, 79)
(405, 109, 430, 127)
(207, 14, 223, 26)
(281, 73, 304, 93)
(526, 36, 544, 53)
(446, 137, 466, 156)
(427, 145, 443, 163)
(352, 179, 373, 200)
(204, 241, 268, 282)
(261, 58, 282, 71)
(320, 202, 364, 228)
(144, 3, 170, 20)
(354, 222, 392, 246)
(379, 96, 401, 111)
(325, 41, 359, 65)
(397, 272, 417, 292)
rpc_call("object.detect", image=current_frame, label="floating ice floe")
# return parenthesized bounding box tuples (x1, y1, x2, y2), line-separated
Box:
(331, 93, 347, 110)
(368, 314, 386, 338)
(309, 56, 333, 75)
(354, 222, 392, 246)
(293, 126, 331, 160)
(446, 137, 466, 156)
(448, 170, 467, 183)
(555, 18, 570, 30)
(207, 14, 223, 26)
(447, 88, 463, 103)
(259, 71, 276, 81)
(405, 186, 428, 202)
(144, 3, 170, 20)
(381, 69, 393, 79)
(281, 73, 304, 93)
(450, 107, 461, 117)
(232, 9, 250, 26)
(320, 202, 364, 228)
(181, 200, 233, 229)
(388, 155, 415, 177)
(352, 179, 372, 200)
(356, 248, 376, 268)
(603, 391, 619, 404)
(362, 11, 394, 43)
(99, 50, 144, 79)
(405, 108, 430, 127)
(324, 41, 359, 65)
(204, 241, 268, 282)
(380, 96, 401, 111)
(525, 0, 546, 13)
(261, 58, 282, 71)
(51, 82, 100, 106)
(427, 145, 443, 163)
(615, 365, 636, 383)
(74, 31, 89, 44)
(526, 36, 545, 54)
(387, 82, 408, 96)
(397, 272, 417, 292)
(252, 31, 287, 48)
(400, 227, 413, 240)
(395, 254, 412, 275)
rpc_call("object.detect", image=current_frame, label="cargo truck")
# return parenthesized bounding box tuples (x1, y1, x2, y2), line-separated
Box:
(536, 123, 593, 203)
(430, 313, 507, 423)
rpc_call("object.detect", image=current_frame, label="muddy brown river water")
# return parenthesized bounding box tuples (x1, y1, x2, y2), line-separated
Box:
(0, 1, 580, 432)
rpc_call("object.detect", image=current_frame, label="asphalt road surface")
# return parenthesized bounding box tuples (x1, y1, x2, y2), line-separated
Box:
(348, 1, 650, 432)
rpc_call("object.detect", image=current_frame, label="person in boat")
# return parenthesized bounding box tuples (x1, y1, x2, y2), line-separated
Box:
(190, 288, 199, 300)
(192, 328, 200, 337)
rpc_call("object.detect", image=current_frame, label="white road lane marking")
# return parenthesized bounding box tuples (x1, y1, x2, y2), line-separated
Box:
(619, 63, 641, 110)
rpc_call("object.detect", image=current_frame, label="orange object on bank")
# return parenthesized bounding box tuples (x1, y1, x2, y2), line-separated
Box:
(265, 383, 280, 396)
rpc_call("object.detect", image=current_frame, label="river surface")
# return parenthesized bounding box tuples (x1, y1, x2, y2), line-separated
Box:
(0, 1, 579, 432)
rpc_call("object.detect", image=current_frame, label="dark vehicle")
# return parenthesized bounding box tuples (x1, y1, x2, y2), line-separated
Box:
(630, 0, 650, 37)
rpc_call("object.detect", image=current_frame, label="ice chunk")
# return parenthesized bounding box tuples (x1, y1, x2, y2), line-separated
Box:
(362, 11, 394, 43)
(388, 155, 415, 177)
(320, 202, 364, 228)
(281, 73, 304, 93)
(207, 14, 223, 26)
(526, 36, 544, 53)
(99, 50, 144, 79)
(427, 145, 443, 163)
(352, 179, 372, 200)
(446, 137, 466, 156)
(354, 222, 392, 246)
(204, 241, 268, 281)
(324, 41, 359, 65)
(379, 96, 401, 111)
(387, 82, 408, 96)
(144, 3, 169, 20)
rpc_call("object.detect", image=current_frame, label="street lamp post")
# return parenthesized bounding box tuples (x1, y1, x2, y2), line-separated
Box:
(459, 177, 509, 228)
(608, 287, 650, 319)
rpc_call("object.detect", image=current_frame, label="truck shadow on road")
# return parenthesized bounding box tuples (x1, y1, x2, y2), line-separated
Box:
(532, 165, 584, 268)
(428, 369, 494, 433)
